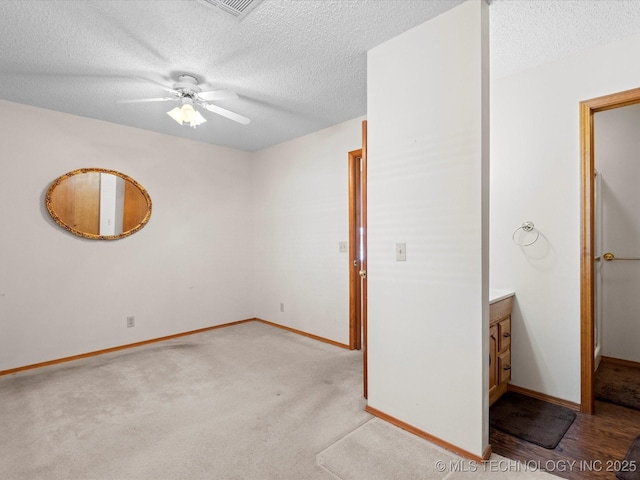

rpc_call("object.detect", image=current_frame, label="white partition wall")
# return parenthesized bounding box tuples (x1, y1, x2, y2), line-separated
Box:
(366, 0, 489, 458)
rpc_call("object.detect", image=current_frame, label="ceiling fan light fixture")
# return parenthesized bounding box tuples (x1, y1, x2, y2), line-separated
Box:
(121, 74, 248, 126)
(167, 101, 207, 128)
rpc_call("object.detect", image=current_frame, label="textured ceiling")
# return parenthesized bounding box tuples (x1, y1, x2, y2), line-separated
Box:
(2, 0, 640, 152)
(490, 0, 640, 79)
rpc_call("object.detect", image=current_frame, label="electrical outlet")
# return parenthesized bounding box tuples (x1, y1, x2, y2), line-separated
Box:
(127, 316, 135, 328)
(280, 303, 284, 312)
(339, 241, 348, 253)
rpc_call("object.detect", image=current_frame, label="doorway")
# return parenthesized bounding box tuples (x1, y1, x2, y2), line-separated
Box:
(580, 86, 640, 414)
(349, 121, 368, 398)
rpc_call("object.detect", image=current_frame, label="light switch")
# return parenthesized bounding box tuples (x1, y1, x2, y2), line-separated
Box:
(396, 243, 406, 261)
(339, 241, 348, 253)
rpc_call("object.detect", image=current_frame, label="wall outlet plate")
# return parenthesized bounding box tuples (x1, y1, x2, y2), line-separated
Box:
(127, 316, 135, 328)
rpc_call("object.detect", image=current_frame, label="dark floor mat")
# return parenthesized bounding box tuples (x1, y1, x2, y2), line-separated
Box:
(617, 435, 640, 480)
(490, 392, 576, 449)
(596, 362, 640, 411)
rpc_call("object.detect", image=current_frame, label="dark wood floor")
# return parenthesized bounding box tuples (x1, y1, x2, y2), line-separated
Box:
(490, 363, 640, 480)
(490, 400, 640, 479)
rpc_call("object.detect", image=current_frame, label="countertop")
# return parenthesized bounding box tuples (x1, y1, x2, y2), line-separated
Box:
(489, 289, 515, 304)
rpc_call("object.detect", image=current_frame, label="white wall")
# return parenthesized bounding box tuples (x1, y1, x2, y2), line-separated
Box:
(0, 98, 364, 372)
(367, 0, 489, 458)
(0, 100, 253, 371)
(594, 104, 640, 363)
(490, 33, 640, 402)
(251, 117, 364, 345)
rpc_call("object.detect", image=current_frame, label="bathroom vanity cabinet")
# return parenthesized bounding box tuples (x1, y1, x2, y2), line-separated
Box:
(489, 294, 513, 406)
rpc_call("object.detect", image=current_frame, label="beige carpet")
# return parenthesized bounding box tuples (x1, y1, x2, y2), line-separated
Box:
(0, 321, 559, 480)
(0, 322, 371, 479)
(317, 417, 456, 479)
(318, 418, 558, 480)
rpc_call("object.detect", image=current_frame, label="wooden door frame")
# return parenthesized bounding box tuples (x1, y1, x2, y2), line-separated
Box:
(348, 148, 363, 351)
(580, 87, 640, 414)
(362, 120, 368, 399)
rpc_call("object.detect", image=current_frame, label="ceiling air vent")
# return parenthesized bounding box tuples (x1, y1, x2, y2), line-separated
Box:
(197, 0, 263, 21)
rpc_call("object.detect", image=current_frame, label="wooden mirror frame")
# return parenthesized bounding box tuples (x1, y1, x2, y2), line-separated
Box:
(46, 168, 152, 240)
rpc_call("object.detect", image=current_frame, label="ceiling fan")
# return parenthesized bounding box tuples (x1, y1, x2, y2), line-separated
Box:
(117, 74, 250, 127)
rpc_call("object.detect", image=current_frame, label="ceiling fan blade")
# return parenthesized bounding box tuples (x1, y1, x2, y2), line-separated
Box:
(197, 89, 239, 102)
(200, 103, 250, 125)
(116, 97, 176, 104)
(131, 75, 178, 94)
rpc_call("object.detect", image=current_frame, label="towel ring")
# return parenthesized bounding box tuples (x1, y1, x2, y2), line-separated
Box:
(512, 221, 539, 246)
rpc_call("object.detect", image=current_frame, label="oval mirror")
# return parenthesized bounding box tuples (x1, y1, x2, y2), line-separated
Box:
(46, 168, 152, 240)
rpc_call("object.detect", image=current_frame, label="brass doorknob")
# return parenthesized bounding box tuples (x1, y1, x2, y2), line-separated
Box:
(603, 252, 615, 261)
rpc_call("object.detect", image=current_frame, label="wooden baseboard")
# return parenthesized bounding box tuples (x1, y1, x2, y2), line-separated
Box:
(601, 356, 640, 369)
(254, 318, 350, 350)
(0, 318, 256, 377)
(507, 384, 580, 412)
(1, 318, 350, 377)
(365, 405, 490, 462)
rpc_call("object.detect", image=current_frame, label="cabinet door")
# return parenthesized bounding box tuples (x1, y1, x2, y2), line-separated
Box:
(498, 350, 511, 384)
(498, 318, 511, 352)
(489, 324, 498, 391)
